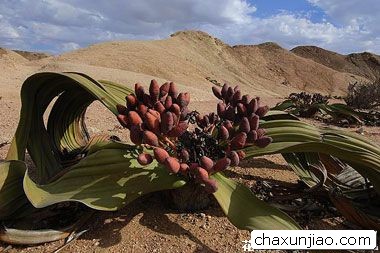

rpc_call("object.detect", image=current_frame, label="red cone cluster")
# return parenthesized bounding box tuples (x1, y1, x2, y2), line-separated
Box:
(117, 80, 190, 146)
(116, 80, 273, 193)
(212, 83, 273, 153)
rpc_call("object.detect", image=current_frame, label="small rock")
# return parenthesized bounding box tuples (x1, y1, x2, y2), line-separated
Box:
(356, 127, 364, 135)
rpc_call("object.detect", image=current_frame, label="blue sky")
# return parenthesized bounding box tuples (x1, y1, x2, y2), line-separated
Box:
(0, 0, 379, 54)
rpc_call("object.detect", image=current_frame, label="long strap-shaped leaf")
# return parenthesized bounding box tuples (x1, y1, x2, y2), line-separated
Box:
(23, 144, 186, 210)
(211, 173, 300, 230)
(0, 72, 186, 245)
(1, 72, 160, 221)
(244, 119, 380, 194)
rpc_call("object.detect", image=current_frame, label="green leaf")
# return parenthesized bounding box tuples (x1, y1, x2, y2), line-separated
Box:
(23, 147, 186, 210)
(211, 173, 300, 230)
(0, 161, 33, 219)
(244, 119, 380, 194)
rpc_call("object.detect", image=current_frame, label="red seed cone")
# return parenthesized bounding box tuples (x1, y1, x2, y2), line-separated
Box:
(164, 95, 173, 109)
(149, 79, 160, 102)
(212, 86, 222, 99)
(160, 82, 170, 97)
(203, 115, 210, 126)
(180, 149, 190, 162)
(153, 147, 169, 163)
(161, 111, 174, 134)
(142, 130, 159, 146)
(248, 98, 258, 114)
(143, 94, 153, 107)
(179, 163, 189, 174)
(256, 106, 269, 117)
(219, 125, 229, 140)
(239, 117, 250, 133)
(226, 87, 234, 101)
(164, 157, 180, 174)
(134, 83, 145, 101)
(137, 104, 148, 116)
(204, 178, 218, 193)
(128, 111, 143, 125)
(130, 125, 143, 145)
(195, 167, 209, 183)
(230, 132, 247, 150)
(223, 120, 233, 131)
(249, 115, 259, 131)
(221, 83, 229, 99)
(217, 102, 226, 117)
(147, 109, 161, 120)
(117, 114, 129, 128)
(232, 90, 242, 105)
(167, 121, 188, 137)
(126, 94, 138, 108)
(177, 92, 190, 107)
(154, 101, 166, 113)
(233, 85, 240, 92)
(170, 104, 181, 116)
(237, 103, 247, 116)
(212, 157, 231, 172)
(137, 153, 153, 165)
(247, 130, 258, 142)
(144, 111, 160, 133)
(228, 151, 240, 166)
(183, 93, 190, 106)
(242, 95, 251, 105)
(169, 82, 178, 98)
(180, 106, 189, 120)
(256, 128, 266, 138)
(116, 104, 127, 115)
(200, 156, 214, 171)
(255, 136, 272, 148)
(172, 113, 178, 126)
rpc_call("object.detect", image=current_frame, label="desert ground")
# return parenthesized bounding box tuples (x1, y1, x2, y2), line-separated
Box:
(0, 31, 379, 252)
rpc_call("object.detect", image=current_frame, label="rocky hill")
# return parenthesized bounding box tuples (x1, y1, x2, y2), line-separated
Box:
(291, 46, 380, 81)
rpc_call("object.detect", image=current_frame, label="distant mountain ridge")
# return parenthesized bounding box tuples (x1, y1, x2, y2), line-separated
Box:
(291, 45, 380, 81)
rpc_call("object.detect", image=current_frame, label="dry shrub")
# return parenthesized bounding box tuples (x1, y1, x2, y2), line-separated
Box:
(345, 79, 380, 109)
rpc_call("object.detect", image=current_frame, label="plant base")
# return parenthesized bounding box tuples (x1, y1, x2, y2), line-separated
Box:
(163, 182, 213, 212)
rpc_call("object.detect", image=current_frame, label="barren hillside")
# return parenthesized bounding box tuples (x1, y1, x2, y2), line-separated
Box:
(56, 30, 365, 97)
(292, 45, 380, 81)
(1, 30, 378, 100)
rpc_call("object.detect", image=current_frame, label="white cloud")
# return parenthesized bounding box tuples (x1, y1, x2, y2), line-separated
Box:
(307, 0, 380, 47)
(206, 13, 380, 54)
(0, 14, 19, 39)
(61, 42, 80, 51)
(0, 0, 379, 54)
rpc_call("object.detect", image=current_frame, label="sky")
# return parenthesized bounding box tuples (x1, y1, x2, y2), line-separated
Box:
(0, 0, 379, 54)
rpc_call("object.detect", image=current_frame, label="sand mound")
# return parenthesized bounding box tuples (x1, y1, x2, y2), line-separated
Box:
(0, 47, 29, 66)
(13, 50, 51, 61)
(292, 46, 380, 81)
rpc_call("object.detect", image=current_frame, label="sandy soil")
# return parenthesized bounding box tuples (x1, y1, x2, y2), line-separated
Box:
(1, 31, 379, 252)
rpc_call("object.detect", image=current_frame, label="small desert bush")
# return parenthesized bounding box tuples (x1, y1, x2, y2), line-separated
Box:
(345, 79, 380, 109)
